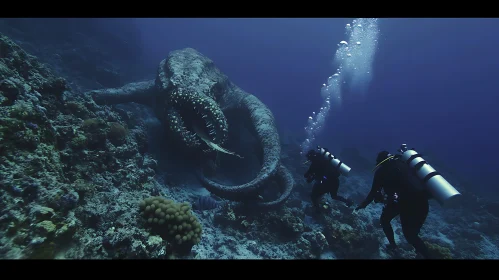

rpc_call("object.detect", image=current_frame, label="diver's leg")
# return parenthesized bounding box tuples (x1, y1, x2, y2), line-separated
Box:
(400, 199, 431, 258)
(328, 177, 351, 206)
(380, 202, 400, 247)
(310, 182, 326, 208)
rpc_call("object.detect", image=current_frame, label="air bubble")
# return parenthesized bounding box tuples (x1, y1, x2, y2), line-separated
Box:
(302, 18, 379, 155)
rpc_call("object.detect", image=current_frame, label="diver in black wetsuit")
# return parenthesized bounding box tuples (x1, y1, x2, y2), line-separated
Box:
(304, 147, 353, 210)
(355, 150, 432, 259)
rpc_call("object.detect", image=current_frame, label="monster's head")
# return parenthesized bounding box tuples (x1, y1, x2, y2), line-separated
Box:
(157, 50, 242, 159)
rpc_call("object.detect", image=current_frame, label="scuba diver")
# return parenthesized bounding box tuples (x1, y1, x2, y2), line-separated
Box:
(304, 146, 353, 211)
(355, 144, 462, 259)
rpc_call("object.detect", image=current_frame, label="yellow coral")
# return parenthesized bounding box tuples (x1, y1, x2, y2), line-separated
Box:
(139, 196, 202, 248)
(36, 220, 57, 234)
(107, 122, 128, 145)
(426, 242, 453, 259)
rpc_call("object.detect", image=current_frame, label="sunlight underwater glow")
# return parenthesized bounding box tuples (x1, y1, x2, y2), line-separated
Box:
(300, 18, 380, 155)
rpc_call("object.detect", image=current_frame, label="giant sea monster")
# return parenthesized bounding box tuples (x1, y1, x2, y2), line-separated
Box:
(87, 48, 294, 208)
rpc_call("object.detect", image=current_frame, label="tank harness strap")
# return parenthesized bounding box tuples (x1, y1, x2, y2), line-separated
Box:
(372, 155, 395, 173)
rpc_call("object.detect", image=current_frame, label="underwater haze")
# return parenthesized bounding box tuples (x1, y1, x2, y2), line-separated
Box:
(0, 18, 498, 260)
(137, 18, 499, 196)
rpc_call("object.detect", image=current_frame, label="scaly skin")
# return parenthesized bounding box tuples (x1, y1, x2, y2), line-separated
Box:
(86, 48, 294, 208)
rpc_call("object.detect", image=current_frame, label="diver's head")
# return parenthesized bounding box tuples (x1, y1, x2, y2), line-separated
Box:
(306, 149, 318, 161)
(376, 150, 392, 165)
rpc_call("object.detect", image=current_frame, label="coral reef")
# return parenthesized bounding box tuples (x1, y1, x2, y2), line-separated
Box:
(0, 34, 158, 259)
(322, 219, 379, 259)
(426, 242, 453, 259)
(139, 196, 202, 255)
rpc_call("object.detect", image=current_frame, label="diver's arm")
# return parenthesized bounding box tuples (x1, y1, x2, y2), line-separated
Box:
(304, 165, 313, 178)
(304, 163, 316, 182)
(357, 173, 383, 209)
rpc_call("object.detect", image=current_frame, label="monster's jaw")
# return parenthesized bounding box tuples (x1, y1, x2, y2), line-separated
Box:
(166, 91, 242, 157)
(168, 106, 216, 146)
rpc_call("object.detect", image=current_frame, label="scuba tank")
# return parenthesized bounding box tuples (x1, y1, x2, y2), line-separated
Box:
(396, 144, 462, 207)
(316, 146, 352, 177)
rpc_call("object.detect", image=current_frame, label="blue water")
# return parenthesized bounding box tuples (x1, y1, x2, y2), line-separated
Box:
(136, 18, 499, 196)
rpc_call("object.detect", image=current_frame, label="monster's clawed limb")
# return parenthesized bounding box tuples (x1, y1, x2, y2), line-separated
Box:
(88, 80, 157, 106)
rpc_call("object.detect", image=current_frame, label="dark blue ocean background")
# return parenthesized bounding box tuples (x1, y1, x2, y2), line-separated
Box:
(136, 18, 499, 197)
